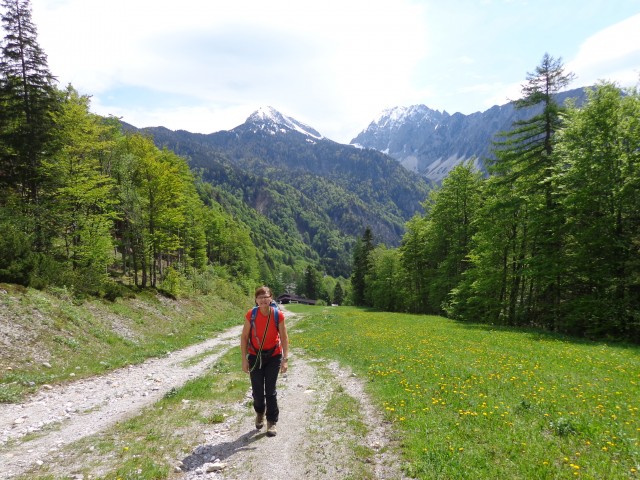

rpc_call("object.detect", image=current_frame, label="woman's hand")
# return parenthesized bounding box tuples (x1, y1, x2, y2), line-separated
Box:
(280, 358, 288, 374)
(242, 357, 250, 373)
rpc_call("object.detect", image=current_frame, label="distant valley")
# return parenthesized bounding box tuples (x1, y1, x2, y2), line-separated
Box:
(128, 87, 588, 275)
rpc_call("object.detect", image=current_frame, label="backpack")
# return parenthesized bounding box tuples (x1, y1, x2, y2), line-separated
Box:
(248, 301, 281, 356)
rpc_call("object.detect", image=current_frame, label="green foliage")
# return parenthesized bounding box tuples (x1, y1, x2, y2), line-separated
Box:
(555, 82, 640, 340)
(364, 245, 404, 311)
(299, 264, 322, 300)
(42, 86, 118, 294)
(0, 207, 33, 284)
(400, 162, 483, 315)
(332, 281, 344, 305)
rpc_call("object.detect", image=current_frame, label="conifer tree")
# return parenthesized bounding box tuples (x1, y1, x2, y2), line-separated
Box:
(0, 0, 59, 249)
(351, 226, 374, 306)
(302, 264, 321, 300)
(476, 53, 575, 326)
(332, 282, 344, 306)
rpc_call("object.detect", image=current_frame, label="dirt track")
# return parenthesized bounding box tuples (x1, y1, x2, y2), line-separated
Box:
(0, 312, 406, 479)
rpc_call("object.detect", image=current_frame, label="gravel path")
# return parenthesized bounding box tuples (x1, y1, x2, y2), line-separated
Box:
(178, 356, 406, 480)
(0, 312, 406, 480)
(0, 325, 242, 479)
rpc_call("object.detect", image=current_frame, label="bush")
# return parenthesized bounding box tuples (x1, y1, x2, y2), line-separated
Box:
(0, 221, 33, 285)
(102, 281, 136, 301)
(28, 254, 66, 290)
(159, 267, 186, 297)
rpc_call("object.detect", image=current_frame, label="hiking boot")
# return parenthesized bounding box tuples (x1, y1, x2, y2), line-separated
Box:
(266, 421, 277, 437)
(255, 411, 265, 429)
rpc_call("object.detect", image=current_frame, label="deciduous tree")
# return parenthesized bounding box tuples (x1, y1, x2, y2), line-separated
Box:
(556, 82, 640, 339)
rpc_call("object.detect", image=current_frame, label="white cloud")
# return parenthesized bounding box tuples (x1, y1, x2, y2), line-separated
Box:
(32, 0, 429, 142)
(28, 1, 640, 142)
(566, 13, 640, 87)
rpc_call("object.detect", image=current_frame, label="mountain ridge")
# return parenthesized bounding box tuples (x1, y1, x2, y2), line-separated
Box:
(129, 107, 431, 277)
(350, 86, 589, 182)
(245, 106, 323, 139)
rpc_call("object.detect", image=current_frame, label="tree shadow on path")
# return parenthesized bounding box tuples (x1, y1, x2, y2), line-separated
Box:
(180, 428, 265, 471)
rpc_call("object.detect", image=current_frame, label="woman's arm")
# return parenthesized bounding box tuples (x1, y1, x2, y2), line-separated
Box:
(240, 321, 251, 373)
(279, 318, 289, 373)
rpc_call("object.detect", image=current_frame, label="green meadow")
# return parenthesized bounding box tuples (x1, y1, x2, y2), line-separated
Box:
(289, 305, 639, 479)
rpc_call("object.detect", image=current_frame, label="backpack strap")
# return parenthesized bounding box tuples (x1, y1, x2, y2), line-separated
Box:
(248, 306, 272, 372)
(272, 302, 281, 331)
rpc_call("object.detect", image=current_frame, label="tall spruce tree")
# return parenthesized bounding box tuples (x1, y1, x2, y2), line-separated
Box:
(332, 282, 344, 306)
(301, 264, 321, 300)
(480, 53, 575, 326)
(0, 0, 59, 249)
(351, 226, 374, 306)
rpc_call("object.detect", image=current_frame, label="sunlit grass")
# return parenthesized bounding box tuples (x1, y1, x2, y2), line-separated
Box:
(289, 305, 640, 479)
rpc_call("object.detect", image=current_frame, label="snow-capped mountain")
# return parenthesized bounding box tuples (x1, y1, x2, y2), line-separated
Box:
(131, 106, 430, 255)
(351, 87, 588, 183)
(244, 106, 323, 140)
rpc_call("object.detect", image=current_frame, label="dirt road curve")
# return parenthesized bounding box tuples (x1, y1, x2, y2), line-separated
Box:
(0, 313, 405, 479)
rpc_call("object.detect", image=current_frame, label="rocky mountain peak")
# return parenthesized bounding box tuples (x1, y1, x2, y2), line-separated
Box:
(243, 106, 324, 140)
(351, 87, 588, 183)
(370, 104, 449, 130)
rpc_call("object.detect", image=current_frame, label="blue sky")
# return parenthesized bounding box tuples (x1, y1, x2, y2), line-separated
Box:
(30, 0, 640, 143)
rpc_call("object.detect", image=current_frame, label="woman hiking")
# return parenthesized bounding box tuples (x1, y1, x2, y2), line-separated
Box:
(241, 286, 289, 437)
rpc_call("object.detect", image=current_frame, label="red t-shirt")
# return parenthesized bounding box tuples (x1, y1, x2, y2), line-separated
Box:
(245, 306, 284, 355)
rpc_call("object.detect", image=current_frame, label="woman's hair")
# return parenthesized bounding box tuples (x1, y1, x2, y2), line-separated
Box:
(255, 285, 272, 299)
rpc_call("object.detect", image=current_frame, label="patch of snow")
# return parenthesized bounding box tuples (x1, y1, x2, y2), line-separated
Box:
(249, 106, 324, 140)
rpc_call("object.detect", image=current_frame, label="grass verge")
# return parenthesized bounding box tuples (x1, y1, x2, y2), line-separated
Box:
(290, 304, 640, 479)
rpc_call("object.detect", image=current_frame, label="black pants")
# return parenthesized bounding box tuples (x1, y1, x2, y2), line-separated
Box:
(248, 353, 282, 423)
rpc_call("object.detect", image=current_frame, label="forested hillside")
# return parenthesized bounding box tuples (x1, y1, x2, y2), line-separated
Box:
(131, 111, 431, 278)
(0, 2, 261, 298)
(352, 55, 640, 342)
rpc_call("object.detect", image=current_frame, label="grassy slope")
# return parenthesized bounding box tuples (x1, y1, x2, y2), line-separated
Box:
(0, 283, 249, 403)
(289, 305, 640, 480)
